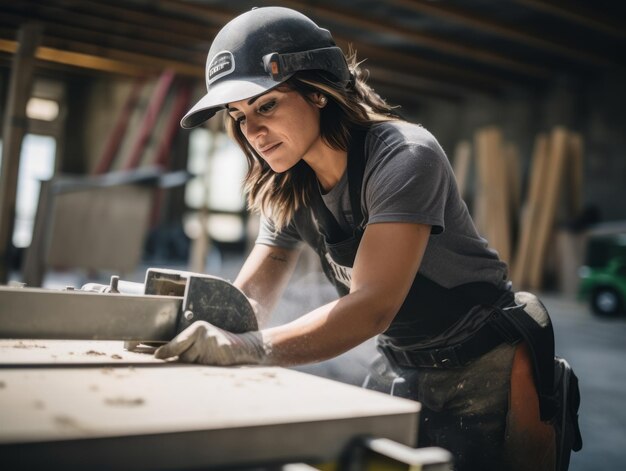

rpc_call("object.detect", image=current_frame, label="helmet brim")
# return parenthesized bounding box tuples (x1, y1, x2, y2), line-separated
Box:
(180, 76, 289, 129)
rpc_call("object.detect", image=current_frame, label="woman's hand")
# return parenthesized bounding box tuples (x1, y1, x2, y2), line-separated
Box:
(154, 321, 270, 366)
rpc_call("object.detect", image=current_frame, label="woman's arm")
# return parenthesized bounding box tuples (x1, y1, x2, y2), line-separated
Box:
(234, 243, 301, 328)
(155, 222, 430, 366)
(263, 222, 430, 365)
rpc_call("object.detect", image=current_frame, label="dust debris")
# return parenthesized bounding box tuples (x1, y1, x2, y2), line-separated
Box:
(101, 367, 114, 375)
(85, 350, 106, 356)
(12, 341, 46, 349)
(69, 352, 74, 355)
(89, 384, 99, 392)
(0, 380, 6, 389)
(33, 400, 45, 410)
(53, 415, 79, 429)
(261, 371, 277, 379)
(111, 354, 123, 360)
(104, 397, 145, 407)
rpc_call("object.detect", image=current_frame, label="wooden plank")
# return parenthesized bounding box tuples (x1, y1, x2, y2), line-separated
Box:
(0, 23, 42, 284)
(149, 82, 193, 226)
(527, 127, 569, 290)
(504, 143, 522, 237)
(493, 131, 512, 265)
(511, 134, 549, 288)
(567, 132, 584, 219)
(475, 127, 511, 265)
(452, 140, 472, 199)
(93, 77, 147, 174)
(122, 70, 176, 170)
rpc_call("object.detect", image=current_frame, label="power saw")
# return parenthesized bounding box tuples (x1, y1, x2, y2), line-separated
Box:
(0, 268, 258, 341)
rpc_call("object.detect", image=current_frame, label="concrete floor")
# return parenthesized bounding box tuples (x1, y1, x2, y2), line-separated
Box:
(544, 294, 626, 471)
(34, 254, 626, 470)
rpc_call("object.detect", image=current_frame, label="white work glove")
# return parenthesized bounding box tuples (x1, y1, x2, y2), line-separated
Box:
(154, 321, 270, 366)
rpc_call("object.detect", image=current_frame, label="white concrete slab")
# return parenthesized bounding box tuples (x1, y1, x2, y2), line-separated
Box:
(0, 340, 420, 470)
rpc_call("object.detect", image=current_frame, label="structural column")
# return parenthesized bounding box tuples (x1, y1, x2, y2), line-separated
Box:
(0, 23, 42, 283)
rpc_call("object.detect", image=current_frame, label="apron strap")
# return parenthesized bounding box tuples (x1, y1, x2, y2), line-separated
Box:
(310, 126, 368, 244)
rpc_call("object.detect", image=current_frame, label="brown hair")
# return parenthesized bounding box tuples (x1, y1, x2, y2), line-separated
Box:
(225, 52, 400, 231)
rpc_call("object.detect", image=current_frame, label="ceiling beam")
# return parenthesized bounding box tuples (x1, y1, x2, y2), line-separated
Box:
(367, 65, 467, 103)
(516, 0, 626, 39)
(0, 38, 204, 77)
(388, 0, 615, 67)
(1, 7, 201, 65)
(192, 3, 535, 90)
(341, 41, 517, 92)
(273, 0, 553, 79)
(17, 0, 211, 51)
(0, 1, 545, 96)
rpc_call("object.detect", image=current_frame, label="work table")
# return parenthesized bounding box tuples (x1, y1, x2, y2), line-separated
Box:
(0, 340, 420, 470)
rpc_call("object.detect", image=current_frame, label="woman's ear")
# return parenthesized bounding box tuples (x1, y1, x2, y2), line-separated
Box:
(310, 93, 328, 108)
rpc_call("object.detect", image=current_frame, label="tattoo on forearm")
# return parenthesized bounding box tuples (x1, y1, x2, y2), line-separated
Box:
(269, 253, 288, 263)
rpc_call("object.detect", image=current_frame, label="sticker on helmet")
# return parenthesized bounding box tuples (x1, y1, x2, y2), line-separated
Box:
(207, 51, 235, 84)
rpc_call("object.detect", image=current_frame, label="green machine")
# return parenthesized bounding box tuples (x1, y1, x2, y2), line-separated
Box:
(578, 233, 626, 316)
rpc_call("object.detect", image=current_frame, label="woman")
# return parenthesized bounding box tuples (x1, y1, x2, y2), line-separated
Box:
(155, 6, 561, 470)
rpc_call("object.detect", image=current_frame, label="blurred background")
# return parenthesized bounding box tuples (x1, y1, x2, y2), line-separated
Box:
(0, 1, 625, 469)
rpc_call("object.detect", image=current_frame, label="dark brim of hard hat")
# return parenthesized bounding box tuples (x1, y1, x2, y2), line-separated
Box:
(180, 76, 290, 129)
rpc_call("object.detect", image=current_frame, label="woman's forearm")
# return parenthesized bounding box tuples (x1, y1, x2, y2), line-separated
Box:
(262, 287, 395, 366)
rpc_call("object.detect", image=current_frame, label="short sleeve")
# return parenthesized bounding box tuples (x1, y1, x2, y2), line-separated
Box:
(255, 215, 303, 249)
(364, 137, 451, 234)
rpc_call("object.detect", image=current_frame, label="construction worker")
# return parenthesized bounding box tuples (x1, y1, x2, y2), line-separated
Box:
(155, 7, 580, 470)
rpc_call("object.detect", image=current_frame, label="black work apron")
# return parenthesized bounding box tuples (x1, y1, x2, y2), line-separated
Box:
(308, 126, 509, 344)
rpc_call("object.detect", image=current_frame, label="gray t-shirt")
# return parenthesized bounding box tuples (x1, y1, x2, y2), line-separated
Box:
(257, 121, 508, 292)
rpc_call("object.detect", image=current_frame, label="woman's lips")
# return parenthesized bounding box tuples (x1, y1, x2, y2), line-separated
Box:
(259, 142, 282, 156)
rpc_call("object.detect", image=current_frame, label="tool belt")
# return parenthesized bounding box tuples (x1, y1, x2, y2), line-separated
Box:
(379, 293, 583, 470)
(378, 305, 521, 369)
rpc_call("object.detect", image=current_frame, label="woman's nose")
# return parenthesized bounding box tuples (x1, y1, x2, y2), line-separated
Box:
(244, 116, 266, 141)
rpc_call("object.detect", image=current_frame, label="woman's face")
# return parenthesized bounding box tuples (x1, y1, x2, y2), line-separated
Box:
(227, 88, 324, 173)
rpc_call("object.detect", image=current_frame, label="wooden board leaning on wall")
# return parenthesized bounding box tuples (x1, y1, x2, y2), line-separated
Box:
(453, 126, 583, 291)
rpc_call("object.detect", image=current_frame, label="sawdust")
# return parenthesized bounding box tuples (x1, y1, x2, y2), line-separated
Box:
(111, 354, 123, 360)
(0, 380, 5, 389)
(104, 397, 145, 407)
(53, 415, 83, 430)
(100, 366, 134, 379)
(85, 350, 106, 356)
(12, 341, 46, 349)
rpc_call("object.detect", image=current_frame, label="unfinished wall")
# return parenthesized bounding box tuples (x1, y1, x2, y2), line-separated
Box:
(400, 69, 626, 225)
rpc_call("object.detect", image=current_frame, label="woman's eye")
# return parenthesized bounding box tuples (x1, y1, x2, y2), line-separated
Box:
(236, 116, 246, 125)
(258, 100, 276, 113)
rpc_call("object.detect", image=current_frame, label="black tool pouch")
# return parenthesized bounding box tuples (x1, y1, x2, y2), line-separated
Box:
(553, 357, 583, 471)
(502, 292, 583, 471)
